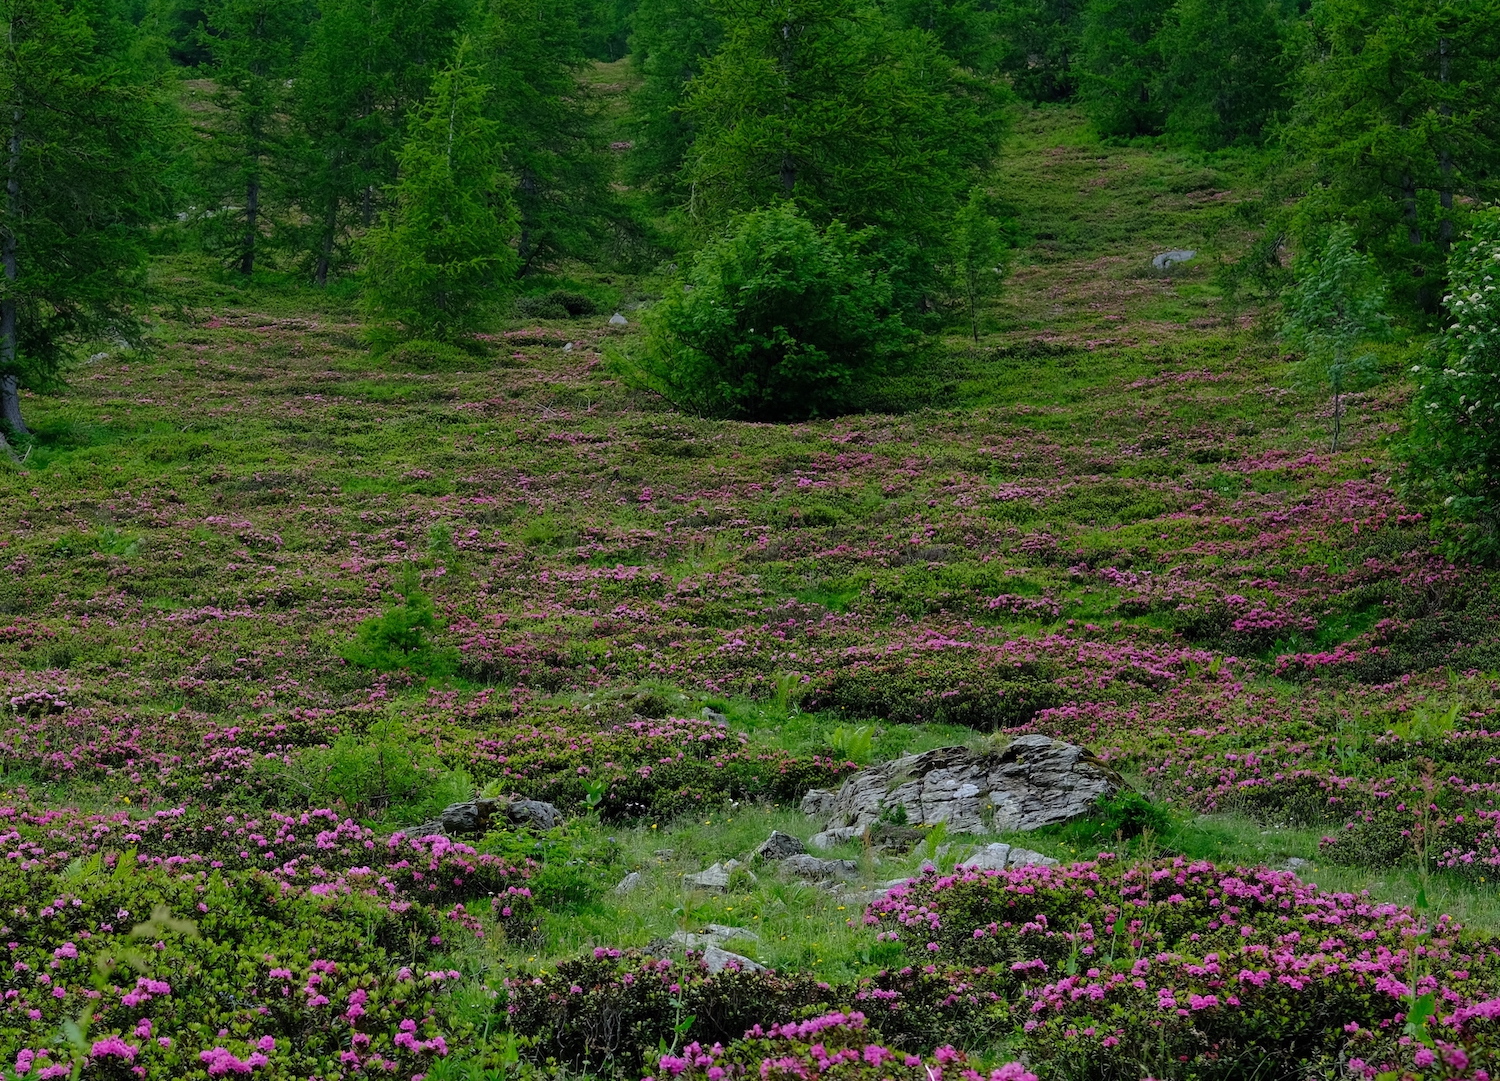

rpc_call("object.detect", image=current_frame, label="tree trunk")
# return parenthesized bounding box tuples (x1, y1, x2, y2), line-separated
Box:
(314, 197, 338, 287)
(240, 175, 260, 276)
(517, 168, 537, 277)
(1, 105, 25, 438)
(1403, 173, 1421, 247)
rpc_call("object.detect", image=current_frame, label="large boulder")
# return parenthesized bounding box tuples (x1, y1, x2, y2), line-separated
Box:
(806, 735, 1123, 847)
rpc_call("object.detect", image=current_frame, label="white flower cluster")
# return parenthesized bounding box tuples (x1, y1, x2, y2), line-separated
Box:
(1422, 229, 1500, 421)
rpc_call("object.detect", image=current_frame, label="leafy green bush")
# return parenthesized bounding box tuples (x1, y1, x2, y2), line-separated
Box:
(810, 655, 1066, 731)
(514, 290, 601, 320)
(382, 338, 476, 369)
(637, 205, 915, 421)
(1409, 207, 1500, 559)
(339, 566, 458, 676)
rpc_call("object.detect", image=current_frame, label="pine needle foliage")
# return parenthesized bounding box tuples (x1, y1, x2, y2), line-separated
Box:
(360, 40, 518, 345)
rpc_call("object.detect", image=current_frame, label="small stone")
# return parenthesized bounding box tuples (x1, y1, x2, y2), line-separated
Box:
(1285, 857, 1312, 872)
(609, 312, 629, 326)
(701, 707, 729, 724)
(654, 849, 675, 859)
(704, 924, 759, 943)
(1152, 249, 1196, 269)
(701, 945, 763, 974)
(562, 342, 574, 352)
(755, 831, 807, 862)
(779, 854, 859, 882)
(613, 872, 643, 895)
(684, 863, 731, 891)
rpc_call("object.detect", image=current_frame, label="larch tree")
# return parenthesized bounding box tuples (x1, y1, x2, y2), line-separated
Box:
(1284, 0, 1500, 311)
(288, 0, 473, 285)
(684, 0, 1005, 304)
(198, 0, 308, 274)
(361, 40, 518, 344)
(0, 0, 170, 445)
(483, 0, 615, 275)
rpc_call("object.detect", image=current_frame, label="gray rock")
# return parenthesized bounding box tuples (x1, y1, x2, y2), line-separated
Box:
(806, 736, 1124, 840)
(808, 826, 863, 850)
(562, 342, 574, 352)
(684, 863, 731, 891)
(701, 707, 729, 724)
(779, 853, 860, 882)
(956, 843, 1012, 871)
(506, 799, 565, 830)
(755, 831, 808, 862)
(1152, 250, 1196, 269)
(1284, 857, 1312, 872)
(609, 312, 629, 326)
(613, 872, 643, 895)
(670, 924, 758, 950)
(701, 945, 764, 974)
(684, 861, 755, 892)
(409, 796, 567, 838)
(801, 789, 837, 818)
(1006, 847, 1059, 868)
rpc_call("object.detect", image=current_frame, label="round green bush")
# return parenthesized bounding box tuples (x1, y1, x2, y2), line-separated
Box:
(639, 204, 915, 421)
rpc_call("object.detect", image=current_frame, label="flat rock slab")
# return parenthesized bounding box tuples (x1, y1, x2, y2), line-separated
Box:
(955, 843, 1059, 871)
(403, 796, 565, 838)
(1152, 249, 1196, 268)
(702, 945, 763, 973)
(778, 854, 859, 882)
(683, 860, 754, 892)
(807, 735, 1124, 841)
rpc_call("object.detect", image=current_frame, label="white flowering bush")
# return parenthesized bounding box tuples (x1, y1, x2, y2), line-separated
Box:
(1410, 208, 1500, 558)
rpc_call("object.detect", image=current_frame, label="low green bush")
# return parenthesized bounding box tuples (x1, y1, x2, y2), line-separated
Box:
(339, 566, 458, 677)
(637, 204, 916, 421)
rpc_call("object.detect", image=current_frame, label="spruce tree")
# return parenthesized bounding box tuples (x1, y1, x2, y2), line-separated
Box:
(0, 0, 170, 443)
(1075, 0, 1172, 137)
(361, 41, 518, 345)
(197, 0, 308, 274)
(1153, 0, 1291, 149)
(1284, 0, 1500, 311)
(626, 0, 723, 210)
(684, 0, 1005, 301)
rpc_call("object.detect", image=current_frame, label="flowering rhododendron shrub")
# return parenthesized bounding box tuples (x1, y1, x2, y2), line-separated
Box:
(867, 859, 1500, 1079)
(647, 1012, 1036, 1081)
(0, 808, 534, 1079)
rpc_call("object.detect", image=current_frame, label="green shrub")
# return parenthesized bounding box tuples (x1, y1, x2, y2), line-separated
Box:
(339, 566, 458, 677)
(637, 205, 916, 421)
(1408, 207, 1500, 559)
(514, 290, 601, 320)
(810, 655, 1066, 731)
(382, 338, 476, 370)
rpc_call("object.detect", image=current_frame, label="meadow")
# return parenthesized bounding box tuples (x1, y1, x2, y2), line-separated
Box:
(2, 106, 1498, 1080)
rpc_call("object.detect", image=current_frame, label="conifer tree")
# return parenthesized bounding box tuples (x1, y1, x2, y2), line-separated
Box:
(950, 188, 1013, 343)
(1284, 0, 1500, 311)
(483, 0, 615, 275)
(0, 0, 170, 444)
(361, 41, 518, 344)
(1153, 0, 1290, 149)
(197, 0, 308, 274)
(1281, 224, 1389, 452)
(288, 0, 473, 284)
(684, 0, 1004, 300)
(626, 0, 723, 209)
(1075, 0, 1172, 137)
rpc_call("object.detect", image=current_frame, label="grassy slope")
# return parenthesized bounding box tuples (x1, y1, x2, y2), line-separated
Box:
(1, 101, 1497, 1003)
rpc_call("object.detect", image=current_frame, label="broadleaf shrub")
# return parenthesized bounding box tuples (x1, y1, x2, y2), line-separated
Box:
(638, 205, 916, 421)
(1409, 207, 1500, 560)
